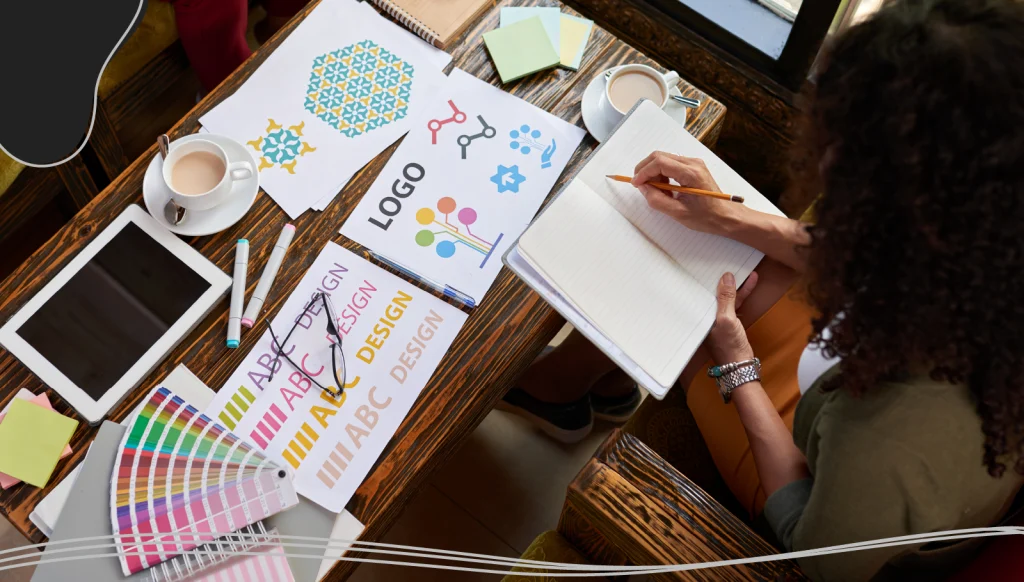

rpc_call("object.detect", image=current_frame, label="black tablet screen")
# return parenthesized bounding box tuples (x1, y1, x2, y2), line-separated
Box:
(17, 223, 211, 399)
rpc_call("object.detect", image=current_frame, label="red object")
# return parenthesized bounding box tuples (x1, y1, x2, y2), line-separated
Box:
(264, 0, 310, 18)
(169, 0, 252, 92)
(946, 534, 1024, 581)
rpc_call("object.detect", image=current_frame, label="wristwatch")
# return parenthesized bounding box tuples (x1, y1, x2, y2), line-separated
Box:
(707, 358, 761, 403)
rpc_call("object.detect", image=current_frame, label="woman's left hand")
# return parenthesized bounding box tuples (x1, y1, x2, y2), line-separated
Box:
(707, 272, 758, 365)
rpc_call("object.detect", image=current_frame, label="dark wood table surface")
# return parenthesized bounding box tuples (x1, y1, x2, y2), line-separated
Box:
(0, 0, 725, 578)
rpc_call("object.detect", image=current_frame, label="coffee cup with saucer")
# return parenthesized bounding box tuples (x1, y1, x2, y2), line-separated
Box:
(581, 64, 689, 143)
(144, 133, 260, 237)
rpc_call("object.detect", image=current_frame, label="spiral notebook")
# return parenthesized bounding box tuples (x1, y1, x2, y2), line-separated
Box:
(368, 0, 493, 48)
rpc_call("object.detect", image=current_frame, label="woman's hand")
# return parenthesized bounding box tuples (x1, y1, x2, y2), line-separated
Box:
(707, 272, 757, 365)
(632, 152, 747, 235)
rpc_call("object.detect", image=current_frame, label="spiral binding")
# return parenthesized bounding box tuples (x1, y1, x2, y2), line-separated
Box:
(149, 522, 274, 582)
(373, 0, 442, 47)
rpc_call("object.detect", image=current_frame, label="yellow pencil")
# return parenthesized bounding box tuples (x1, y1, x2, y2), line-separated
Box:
(605, 174, 745, 203)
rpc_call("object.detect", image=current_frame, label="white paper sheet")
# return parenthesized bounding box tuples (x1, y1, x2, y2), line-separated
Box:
(317, 510, 365, 581)
(340, 68, 586, 303)
(200, 0, 452, 218)
(205, 242, 467, 512)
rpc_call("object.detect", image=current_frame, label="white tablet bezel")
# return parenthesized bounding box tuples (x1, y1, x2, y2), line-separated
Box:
(0, 205, 231, 425)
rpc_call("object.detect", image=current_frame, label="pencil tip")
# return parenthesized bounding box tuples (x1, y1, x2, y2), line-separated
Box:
(733, 195, 745, 203)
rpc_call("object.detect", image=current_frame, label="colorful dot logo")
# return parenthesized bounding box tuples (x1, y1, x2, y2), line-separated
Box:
(415, 197, 504, 268)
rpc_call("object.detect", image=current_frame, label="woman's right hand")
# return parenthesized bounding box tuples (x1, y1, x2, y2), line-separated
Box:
(632, 151, 748, 235)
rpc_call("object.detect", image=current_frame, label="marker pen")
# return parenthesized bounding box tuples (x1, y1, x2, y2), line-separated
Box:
(227, 239, 249, 348)
(242, 223, 295, 327)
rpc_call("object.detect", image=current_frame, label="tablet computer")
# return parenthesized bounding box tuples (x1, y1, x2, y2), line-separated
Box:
(0, 205, 231, 424)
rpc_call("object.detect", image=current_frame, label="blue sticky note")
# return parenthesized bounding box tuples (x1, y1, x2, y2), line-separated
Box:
(500, 7, 561, 54)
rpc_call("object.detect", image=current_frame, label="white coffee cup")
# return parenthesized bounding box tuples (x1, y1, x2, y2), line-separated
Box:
(604, 64, 681, 121)
(162, 139, 254, 212)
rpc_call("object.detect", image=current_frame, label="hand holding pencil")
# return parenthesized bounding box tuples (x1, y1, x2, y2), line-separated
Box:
(617, 151, 749, 235)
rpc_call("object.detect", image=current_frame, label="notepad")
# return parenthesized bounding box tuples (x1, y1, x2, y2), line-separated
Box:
(483, 16, 561, 83)
(371, 0, 493, 48)
(559, 14, 594, 70)
(0, 398, 77, 487)
(0, 390, 73, 489)
(500, 7, 560, 52)
(498, 8, 594, 70)
(506, 101, 784, 396)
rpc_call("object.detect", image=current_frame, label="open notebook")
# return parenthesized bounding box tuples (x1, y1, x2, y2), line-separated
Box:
(504, 100, 784, 398)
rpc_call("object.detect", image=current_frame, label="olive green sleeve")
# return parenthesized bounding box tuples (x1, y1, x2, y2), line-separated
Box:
(781, 422, 940, 582)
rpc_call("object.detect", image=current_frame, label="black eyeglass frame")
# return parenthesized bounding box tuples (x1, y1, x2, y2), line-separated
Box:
(267, 292, 346, 398)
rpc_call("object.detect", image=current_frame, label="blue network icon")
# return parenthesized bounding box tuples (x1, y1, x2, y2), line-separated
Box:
(509, 124, 556, 169)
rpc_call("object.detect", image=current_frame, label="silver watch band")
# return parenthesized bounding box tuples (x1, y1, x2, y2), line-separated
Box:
(708, 358, 761, 403)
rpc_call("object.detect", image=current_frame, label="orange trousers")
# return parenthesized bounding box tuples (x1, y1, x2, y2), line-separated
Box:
(685, 290, 816, 517)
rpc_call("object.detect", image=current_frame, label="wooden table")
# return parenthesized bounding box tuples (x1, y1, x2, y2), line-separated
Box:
(0, 0, 725, 578)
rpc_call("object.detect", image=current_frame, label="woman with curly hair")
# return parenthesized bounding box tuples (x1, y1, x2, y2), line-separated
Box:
(500, 0, 1024, 579)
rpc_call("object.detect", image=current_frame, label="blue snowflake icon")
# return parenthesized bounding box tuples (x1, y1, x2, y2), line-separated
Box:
(490, 164, 526, 193)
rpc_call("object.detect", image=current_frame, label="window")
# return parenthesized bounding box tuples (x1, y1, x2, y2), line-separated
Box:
(644, 0, 844, 89)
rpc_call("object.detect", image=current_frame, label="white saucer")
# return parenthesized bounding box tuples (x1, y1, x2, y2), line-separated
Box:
(143, 133, 260, 237)
(581, 66, 688, 143)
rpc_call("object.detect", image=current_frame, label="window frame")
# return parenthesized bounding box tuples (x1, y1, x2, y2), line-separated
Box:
(638, 0, 844, 90)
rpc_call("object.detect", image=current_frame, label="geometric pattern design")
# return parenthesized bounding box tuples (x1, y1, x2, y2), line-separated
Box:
(246, 119, 316, 174)
(304, 40, 414, 138)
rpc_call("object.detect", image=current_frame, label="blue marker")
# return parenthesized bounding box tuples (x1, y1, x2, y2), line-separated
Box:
(227, 239, 249, 348)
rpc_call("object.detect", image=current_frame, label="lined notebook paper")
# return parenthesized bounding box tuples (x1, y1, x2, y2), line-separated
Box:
(513, 100, 784, 392)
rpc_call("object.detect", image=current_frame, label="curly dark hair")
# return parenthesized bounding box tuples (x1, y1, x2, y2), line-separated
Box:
(795, 0, 1024, 477)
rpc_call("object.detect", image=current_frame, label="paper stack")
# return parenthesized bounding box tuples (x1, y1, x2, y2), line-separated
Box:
(484, 8, 594, 83)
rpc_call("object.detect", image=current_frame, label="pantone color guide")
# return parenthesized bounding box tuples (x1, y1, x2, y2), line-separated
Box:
(111, 387, 298, 575)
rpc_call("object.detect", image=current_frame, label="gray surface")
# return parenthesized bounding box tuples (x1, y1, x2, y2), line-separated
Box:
(30, 420, 333, 582)
(265, 496, 339, 582)
(680, 0, 792, 59)
(32, 422, 144, 582)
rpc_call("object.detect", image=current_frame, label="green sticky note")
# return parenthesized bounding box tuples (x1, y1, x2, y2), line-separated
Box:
(483, 16, 561, 83)
(0, 399, 78, 487)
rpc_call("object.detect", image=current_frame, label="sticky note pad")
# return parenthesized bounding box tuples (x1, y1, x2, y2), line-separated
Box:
(483, 16, 561, 83)
(559, 15, 594, 70)
(0, 391, 73, 489)
(500, 7, 561, 52)
(0, 399, 77, 488)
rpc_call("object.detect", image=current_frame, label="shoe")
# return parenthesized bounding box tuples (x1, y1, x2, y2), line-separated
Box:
(590, 382, 642, 423)
(497, 387, 593, 444)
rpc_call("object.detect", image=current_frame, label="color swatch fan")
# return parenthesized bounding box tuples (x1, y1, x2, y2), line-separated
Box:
(111, 387, 299, 576)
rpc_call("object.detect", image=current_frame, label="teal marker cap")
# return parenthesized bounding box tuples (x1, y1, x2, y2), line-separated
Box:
(227, 339, 239, 348)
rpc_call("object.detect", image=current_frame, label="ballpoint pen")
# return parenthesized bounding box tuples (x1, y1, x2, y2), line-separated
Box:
(365, 250, 476, 308)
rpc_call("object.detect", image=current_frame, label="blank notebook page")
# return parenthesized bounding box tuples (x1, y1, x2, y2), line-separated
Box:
(518, 179, 715, 386)
(576, 100, 784, 293)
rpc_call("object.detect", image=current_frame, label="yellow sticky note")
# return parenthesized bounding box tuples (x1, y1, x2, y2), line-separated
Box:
(0, 399, 78, 488)
(559, 15, 594, 70)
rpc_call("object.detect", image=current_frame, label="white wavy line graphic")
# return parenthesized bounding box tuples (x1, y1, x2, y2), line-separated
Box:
(0, 0, 145, 168)
(2, 527, 1022, 576)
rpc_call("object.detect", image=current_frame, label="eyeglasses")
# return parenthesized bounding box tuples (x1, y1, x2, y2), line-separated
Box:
(267, 292, 345, 398)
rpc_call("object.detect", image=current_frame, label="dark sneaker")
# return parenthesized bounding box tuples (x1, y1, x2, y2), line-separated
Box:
(591, 383, 642, 423)
(497, 387, 593, 444)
